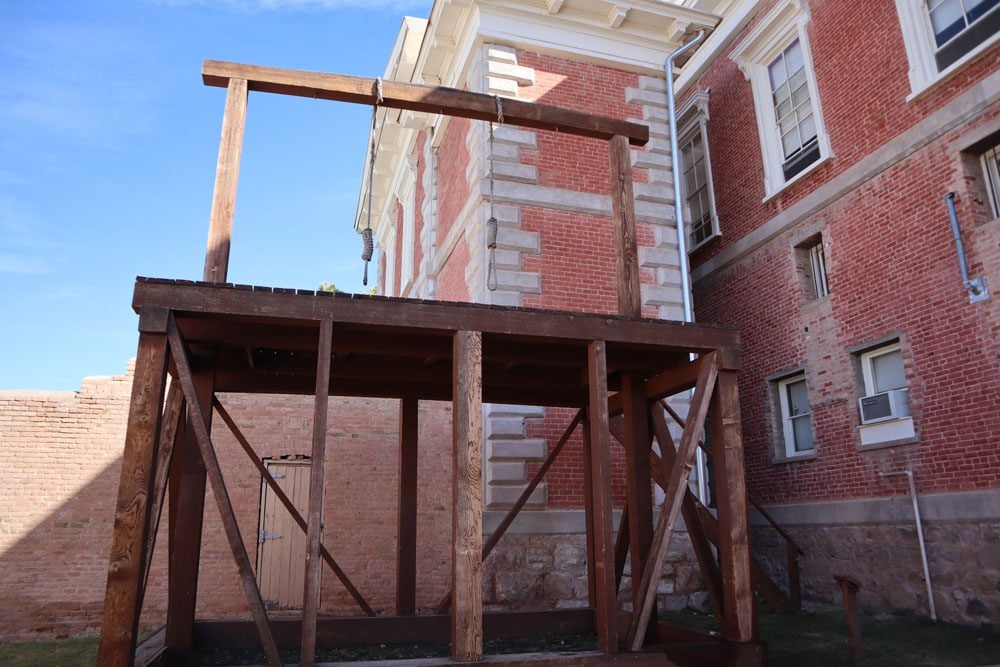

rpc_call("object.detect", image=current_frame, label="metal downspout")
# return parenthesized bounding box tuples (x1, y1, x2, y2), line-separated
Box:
(881, 470, 937, 621)
(944, 192, 989, 303)
(666, 30, 707, 501)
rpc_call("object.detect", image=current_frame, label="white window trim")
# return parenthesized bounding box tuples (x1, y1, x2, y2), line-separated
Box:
(982, 141, 1000, 219)
(777, 373, 814, 458)
(677, 90, 721, 253)
(858, 341, 916, 447)
(400, 167, 416, 292)
(383, 226, 397, 297)
(894, 0, 1000, 101)
(808, 239, 829, 298)
(730, 0, 833, 200)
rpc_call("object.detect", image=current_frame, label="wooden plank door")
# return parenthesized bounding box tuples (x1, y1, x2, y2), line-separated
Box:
(256, 459, 311, 609)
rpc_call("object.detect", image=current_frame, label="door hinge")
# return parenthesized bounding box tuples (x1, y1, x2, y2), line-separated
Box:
(258, 530, 282, 544)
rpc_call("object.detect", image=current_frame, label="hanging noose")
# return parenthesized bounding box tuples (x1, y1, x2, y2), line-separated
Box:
(486, 95, 504, 292)
(361, 78, 384, 286)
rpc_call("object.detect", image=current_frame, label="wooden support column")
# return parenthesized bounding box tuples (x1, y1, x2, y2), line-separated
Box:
(609, 134, 641, 318)
(580, 417, 598, 608)
(397, 395, 419, 617)
(167, 320, 281, 667)
(98, 307, 170, 667)
(165, 366, 212, 661)
(587, 341, 618, 653)
(301, 319, 334, 667)
(710, 368, 756, 643)
(451, 331, 483, 662)
(620, 373, 654, 641)
(204, 77, 248, 282)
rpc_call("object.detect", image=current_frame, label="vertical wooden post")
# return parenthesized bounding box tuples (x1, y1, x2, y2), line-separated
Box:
(587, 341, 618, 653)
(451, 331, 483, 662)
(397, 395, 419, 617)
(710, 367, 756, 642)
(165, 366, 213, 659)
(301, 319, 334, 667)
(204, 77, 248, 283)
(620, 373, 654, 642)
(834, 574, 863, 665)
(97, 307, 170, 667)
(581, 417, 598, 608)
(609, 134, 641, 318)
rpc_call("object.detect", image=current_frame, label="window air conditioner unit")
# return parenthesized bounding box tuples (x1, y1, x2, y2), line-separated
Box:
(858, 389, 910, 425)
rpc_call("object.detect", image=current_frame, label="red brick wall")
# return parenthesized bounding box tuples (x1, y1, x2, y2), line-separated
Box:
(689, 0, 1000, 504)
(0, 371, 454, 640)
(689, 0, 1000, 267)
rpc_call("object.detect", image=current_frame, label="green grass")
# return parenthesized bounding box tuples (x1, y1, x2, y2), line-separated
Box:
(0, 635, 97, 667)
(1, 611, 997, 666)
(663, 607, 1000, 667)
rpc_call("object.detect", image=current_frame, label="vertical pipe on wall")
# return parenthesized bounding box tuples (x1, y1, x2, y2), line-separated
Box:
(881, 470, 937, 621)
(665, 30, 708, 501)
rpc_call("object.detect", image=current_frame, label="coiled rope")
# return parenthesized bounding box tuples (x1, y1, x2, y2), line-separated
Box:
(361, 78, 384, 286)
(486, 95, 504, 292)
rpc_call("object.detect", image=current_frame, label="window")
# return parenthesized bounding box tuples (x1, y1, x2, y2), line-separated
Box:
(855, 340, 915, 447)
(677, 91, 720, 251)
(777, 374, 814, 457)
(982, 141, 1000, 217)
(895, 0, 1000, 96)
(731, 0, 831, 197)
(768, 40, 820, 182)
(794, 234, 830, 300)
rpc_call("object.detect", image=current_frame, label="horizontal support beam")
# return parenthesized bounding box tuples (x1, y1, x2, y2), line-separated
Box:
(135, 280, 738, 353)
(203, 61, 649, 146)
(192, 610, 595, 650)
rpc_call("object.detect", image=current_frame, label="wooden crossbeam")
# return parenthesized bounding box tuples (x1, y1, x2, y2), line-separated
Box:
(166, 318, 282, 667)
(435, 409, 584, 615)
(586, 341, 618, 653)
(213, 398, 375, 616)
(301, 319, 334, 667)
(626, 352, 718, 651)
(203, 61, 649, 146)
(97, 308, 170, 667)
(451, 331, 484, 661)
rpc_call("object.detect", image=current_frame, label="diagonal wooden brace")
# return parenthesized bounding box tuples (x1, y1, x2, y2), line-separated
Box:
(626, 352, 718, 651)
(435, 409, 584, 615)
(167, 317, 282, 667)
(213, 397, 376, 617)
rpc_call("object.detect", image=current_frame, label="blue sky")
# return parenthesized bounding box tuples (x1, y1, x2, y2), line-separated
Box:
(0, 0, 432, 390)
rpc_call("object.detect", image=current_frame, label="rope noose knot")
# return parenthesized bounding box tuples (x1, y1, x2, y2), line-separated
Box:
(361, 228, 374, 286)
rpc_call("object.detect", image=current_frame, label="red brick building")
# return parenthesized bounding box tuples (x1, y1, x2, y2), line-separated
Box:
(678, 0, 999, 624)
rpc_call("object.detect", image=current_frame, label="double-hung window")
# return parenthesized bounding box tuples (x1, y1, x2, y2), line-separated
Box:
(677, 91, 720, 251)
(777, 373, 814, 457)
(895, 0, 1000, 96)
(855, 341, 916, 447)
(768, 40, 820, 182)
(731, 0, 831, 198)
